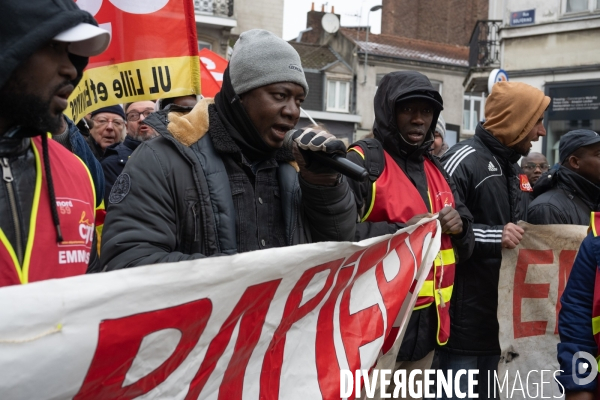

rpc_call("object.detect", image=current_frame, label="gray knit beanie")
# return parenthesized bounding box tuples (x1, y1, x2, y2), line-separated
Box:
(229, 29, 309, 96)
(435, 115, 446, 138)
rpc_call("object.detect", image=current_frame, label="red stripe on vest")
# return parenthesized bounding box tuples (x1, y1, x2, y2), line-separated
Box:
(0, 137, 95, 286)
(591, 212, 600, 237)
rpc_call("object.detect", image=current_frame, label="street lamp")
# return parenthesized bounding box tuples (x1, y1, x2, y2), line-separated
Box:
(363, 5, 382, 84)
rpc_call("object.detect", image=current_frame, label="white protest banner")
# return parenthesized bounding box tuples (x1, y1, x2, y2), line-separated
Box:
(497, 222, 587, 400)
(0, 218, 441, 399)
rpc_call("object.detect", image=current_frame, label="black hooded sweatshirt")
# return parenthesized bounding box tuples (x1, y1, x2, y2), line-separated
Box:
(528, 166, 600, 225)
(0, 0, 98, 270)
(440, 123, 526, 356)
(347, 71, 474, 361)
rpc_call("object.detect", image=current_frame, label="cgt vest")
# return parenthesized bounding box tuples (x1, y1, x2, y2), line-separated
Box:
(590, 212, 600, 377)
(350, 146, 456, 345)
(0, 136, 95, 286)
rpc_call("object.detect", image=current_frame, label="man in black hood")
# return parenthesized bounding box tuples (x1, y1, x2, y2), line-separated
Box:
(100, 29, 356, 270)
(346, 71, 474, 397)
(0, 0, 110, 285)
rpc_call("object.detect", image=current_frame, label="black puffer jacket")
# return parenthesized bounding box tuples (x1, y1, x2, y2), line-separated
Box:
(347, 71, 474, 361)
(440, 123, 527, 355)
(101, 100, 357, 270)
(528, 166, 600, 225)
(101, 136, 141, 204)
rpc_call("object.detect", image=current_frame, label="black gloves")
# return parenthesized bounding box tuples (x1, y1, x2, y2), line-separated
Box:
(291, 128, 346, 186)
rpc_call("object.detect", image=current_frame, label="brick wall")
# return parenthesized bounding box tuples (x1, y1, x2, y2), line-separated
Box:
(382, 0, 488, 46)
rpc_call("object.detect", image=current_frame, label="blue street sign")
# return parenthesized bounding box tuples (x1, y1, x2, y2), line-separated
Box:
(511, 9, 535, 26)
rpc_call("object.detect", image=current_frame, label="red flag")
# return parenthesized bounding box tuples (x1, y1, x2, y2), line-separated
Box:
(67, 0, 200, 121)
(199, 48, 228, 97)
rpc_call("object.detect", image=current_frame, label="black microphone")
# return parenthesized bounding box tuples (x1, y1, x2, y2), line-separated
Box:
(284, 130, 369, 182)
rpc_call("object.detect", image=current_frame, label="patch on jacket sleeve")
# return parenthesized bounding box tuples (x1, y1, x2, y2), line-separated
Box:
(519, 174, 533, 192)
(109, 173, 131, 204)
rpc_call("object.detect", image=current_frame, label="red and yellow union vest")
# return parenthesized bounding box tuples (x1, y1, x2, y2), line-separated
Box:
(0, 136, 95, 287)
(349, 147, 456, 345)
(589, 212, 600, 370)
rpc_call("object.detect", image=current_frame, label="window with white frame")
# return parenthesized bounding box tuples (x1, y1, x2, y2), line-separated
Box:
(430, 81, 442, 96)
(463, 93, 485, 132)
(326, 80, 350, 112)
(563, 0, 600, 14)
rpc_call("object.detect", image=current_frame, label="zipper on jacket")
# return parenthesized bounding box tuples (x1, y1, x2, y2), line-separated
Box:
(1, 158, 24, 265)
(191, 203, 199, 242)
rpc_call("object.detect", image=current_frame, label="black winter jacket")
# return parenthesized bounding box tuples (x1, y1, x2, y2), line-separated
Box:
(528, 166, 600, 225)
(347, 71, 474, 361)
(440, 123, 527, 356)
(101, 136, 141, 204)
(100, 100, 357, 270)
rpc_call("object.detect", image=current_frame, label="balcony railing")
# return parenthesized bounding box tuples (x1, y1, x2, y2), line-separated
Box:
(468, 20, 502, 68)
(194, 0, 234, 18)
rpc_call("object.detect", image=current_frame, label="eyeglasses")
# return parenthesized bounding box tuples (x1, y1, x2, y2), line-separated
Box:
(92, 118, 125, 129)
(126, 109, 153, 122)
(523, 163, 549, 171)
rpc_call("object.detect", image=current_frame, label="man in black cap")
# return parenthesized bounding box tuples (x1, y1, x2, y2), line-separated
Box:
(101, 29, 356, 270)
(0, 0, 110, 285)
(528, 129, 600, 225)
(346, 71, 474, 397)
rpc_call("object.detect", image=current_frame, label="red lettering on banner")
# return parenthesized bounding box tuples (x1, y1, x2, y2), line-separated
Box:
(513, 249, 553, 339)
(555, 250, 576, 334)
(378, 231, 419, 350)
(314, 259, 366, 399)
(258, 258, 347, 399)
(379, 225, 432, 354)
(74, 298, 213, 399)
(185, 280, 281, 400)
(332, 241, 389, 399)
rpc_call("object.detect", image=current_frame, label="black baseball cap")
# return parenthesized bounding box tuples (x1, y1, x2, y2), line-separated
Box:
(559, 129, 600, 164)
(397, 90, 444, 111)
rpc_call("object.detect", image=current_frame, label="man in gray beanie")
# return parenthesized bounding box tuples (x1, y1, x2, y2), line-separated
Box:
(431, 114, 447, 157)
(101, 29, 357, 270)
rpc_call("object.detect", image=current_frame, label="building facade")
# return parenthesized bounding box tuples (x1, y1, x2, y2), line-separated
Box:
(382, 0, 489, 46)
(289, 41, 360, 145)
(465, 0, 600, 163)
(294, 8, 469, 145)
(194, 0, 284, 58)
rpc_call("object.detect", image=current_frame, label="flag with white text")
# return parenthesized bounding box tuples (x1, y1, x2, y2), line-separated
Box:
(66, 0, 200, 121)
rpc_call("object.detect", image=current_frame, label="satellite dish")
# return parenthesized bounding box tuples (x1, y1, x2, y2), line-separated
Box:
(322, 13, 340, 34)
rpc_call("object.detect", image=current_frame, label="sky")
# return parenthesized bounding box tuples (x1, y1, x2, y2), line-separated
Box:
(282, 0, 382, 41)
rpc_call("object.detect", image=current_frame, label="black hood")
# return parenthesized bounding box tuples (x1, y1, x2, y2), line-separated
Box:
(0, 0, 97, 91)
(373, 71, 443, 159)
(475, 123, 522, 164)
(533, 165, 600, 205)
